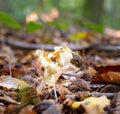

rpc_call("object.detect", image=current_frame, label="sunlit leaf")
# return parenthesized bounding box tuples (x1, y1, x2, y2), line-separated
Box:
(27, 21, 43, 32)
(72, 96, 110, 114)
(0, 12, 22, 29)
(71, 32, 87, 41)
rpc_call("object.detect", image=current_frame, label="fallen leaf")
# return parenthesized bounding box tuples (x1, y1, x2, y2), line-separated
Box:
(0, 76, 18, 90)
(71, 32, 88, 41)
(89, 65, 120, 84)
(72, 96, 110, 114)
(56, 85, 73, 95)
(13, 78, 31, 90)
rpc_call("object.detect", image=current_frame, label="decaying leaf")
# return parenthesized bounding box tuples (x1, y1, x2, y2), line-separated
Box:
(72, 96, 110, 114)
(89, 65, 120, 84)
(35, 47, 81, 87)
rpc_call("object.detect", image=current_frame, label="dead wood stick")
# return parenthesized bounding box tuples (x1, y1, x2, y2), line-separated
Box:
(1, 38, 120, 52)
(5, 39, 90, 51)
(94, 44, 120, 52)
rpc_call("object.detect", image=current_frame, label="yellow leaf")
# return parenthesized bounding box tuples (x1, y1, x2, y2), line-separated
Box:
(72, 96, 110, 114)
(72, 101, 82, 109)
(71, 32, 87, 41)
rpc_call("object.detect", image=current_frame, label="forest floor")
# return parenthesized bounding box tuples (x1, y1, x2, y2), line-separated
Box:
(0, 28, 120, 114)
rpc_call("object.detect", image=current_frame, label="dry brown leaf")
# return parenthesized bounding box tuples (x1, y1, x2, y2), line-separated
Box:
(56, 85, 73, 95)
(92, 71, 120, 84)
(89, 65, 120, 84)
(0, 76, 18, 90)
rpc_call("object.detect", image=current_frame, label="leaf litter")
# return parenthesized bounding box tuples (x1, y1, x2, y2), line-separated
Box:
(0, 29, 120, 114)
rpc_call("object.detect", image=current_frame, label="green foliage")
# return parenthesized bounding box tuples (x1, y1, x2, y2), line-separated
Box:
(82, 22, 104, 33)
(0, 12, 22, 29)
(47, 21, 68, 31)
(0, 0, 120, 30)
(27, 21, 43, 32)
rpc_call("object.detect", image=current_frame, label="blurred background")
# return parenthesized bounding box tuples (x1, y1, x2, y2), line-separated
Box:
(0, 0, 120, 30)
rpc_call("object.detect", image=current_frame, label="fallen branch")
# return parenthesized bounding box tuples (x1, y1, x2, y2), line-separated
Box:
(2, 38, 91, 51)
(93, 44, 120, 52)
(1, 38, 120, 52)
